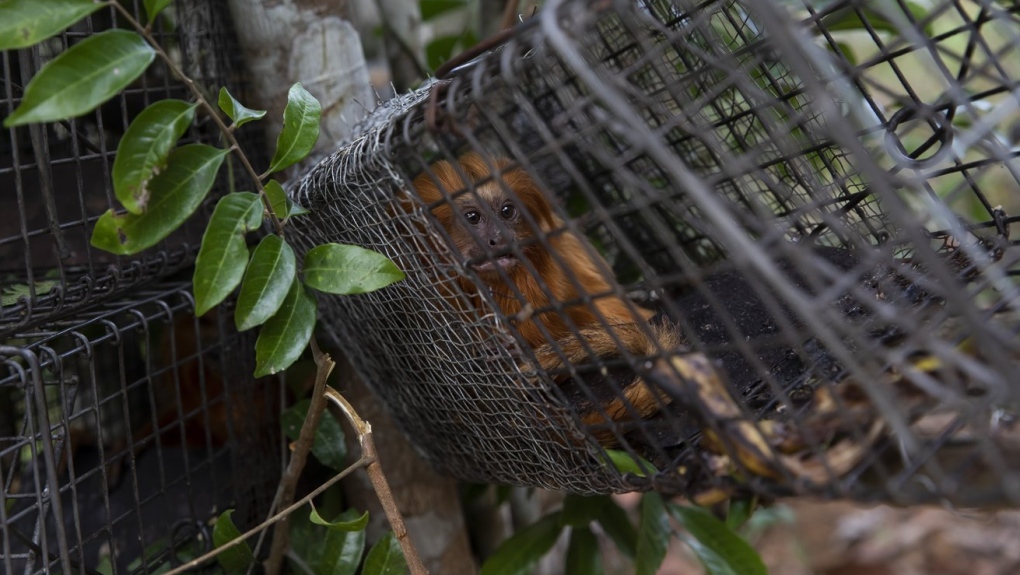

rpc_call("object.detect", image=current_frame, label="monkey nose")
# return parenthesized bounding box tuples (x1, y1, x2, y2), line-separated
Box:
(488, 234, 506, 248)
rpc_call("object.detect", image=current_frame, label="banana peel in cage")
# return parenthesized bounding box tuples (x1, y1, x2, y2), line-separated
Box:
(629, 217, 1014, 502)
(551, 208, 1014, 502)
(642, 348, 963, 503)
(640, 306, 1020, 506)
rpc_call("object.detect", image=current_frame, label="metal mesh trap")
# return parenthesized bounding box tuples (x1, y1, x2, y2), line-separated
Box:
(0, 1, 264, 337)
(292, 0, 1020, 506)
(0, 283, 281, 575)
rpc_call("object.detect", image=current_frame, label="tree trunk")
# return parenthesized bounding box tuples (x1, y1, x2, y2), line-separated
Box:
(225, 0, 375, 161)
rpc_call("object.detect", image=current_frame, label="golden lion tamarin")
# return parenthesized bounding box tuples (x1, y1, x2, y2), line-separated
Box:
(412, 153, 680, 438)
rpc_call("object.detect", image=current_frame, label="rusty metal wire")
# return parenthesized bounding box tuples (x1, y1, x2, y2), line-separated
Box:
(292, 0, 1020, 506)
(0, 283, 282, 575)
(0, 1, 264, 338)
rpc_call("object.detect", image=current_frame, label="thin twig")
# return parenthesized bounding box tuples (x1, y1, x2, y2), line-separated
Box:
(109, 1, 287, 238)
(160, 454, 368, 575)
(264, 338, 336, 575)
(322, 387, 430, 575)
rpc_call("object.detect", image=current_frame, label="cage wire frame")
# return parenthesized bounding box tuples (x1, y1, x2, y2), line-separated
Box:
(291, 0, 1020, 507)
(0, 282, 282, 575)
(0, 0, 265, 338)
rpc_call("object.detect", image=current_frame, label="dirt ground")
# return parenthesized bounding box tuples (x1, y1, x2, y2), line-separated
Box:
(660, 499, 1020, 575)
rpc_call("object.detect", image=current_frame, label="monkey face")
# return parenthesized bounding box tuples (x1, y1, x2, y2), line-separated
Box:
(413, 153, 558, 278)
(449, 182, 530, 274)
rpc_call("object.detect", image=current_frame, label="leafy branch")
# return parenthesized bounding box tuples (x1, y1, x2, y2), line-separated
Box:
(2, 0, 408, 379)
(109, 0, 288, 236)
(1, 1, 419, 573)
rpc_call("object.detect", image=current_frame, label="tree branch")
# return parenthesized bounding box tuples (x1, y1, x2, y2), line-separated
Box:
(264, 337, 335, 575)
(323, 386, 430, 575)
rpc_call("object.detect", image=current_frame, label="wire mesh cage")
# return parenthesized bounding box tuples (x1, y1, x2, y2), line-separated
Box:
(0, 1, 264, 337)
(291, 0, 1020, 506)
(0, 283, 282, 575)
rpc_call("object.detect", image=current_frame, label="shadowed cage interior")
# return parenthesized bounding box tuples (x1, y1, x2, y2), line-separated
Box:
(291, 0, 1020, 505)
(0, 285, 282, 574)
(0, 4, 279, 574)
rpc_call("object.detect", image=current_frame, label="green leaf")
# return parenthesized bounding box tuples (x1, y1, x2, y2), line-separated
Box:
(594, 498, 637, 559)
(566, 527, 604, 575)
(742, 505, 793, 542)
(2, 280, 58, 305)
(833, 42, 856, 66)
(302, 243, 405, 295)
(461, 28, 478, 51)
(635, 493, 670, 575)
(265, 180, 288, 218)
(603, 449, 657, 477)
(480, 513, 563, 575)
(4, 29, 155, 127)
(310, 505, 369, 532)
(254, 279, 316, 377)
(362, 532, 407, 575)
(113, 99, 197, 214)
(127, 537, 201, 573)
(821, 1, 932, 36)
(0, 0, 106, 51)
(561, 494, 609, 528)
(143, 0, 173, 23)
(288, 506, 322, 566)
(280, 398, 348, 471)
(314, 508, 367, 575)
(212, 510, 255, 574)
(91, 144, 229, 255)
(266, 82, 321, 174)
(420, 0, 464, 20)
(726, 497, 755, 531)
(193, 192, 263, 316)
(235, 234, 296, 331)
(425, 34, 461, 72)
(264, 179, 309, 220)
(670, 504, 768, 575)
(95, 555, 113, 575)
(218, 86, 267, 128)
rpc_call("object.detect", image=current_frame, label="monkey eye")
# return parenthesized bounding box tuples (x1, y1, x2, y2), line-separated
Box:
(500, 203, 517, 220)
(464, 210, 480, 225)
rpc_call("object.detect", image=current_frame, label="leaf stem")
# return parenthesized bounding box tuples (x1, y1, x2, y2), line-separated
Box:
(110, 1, 287, 237)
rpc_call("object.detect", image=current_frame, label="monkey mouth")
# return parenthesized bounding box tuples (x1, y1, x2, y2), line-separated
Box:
(471, 254, 518, 272)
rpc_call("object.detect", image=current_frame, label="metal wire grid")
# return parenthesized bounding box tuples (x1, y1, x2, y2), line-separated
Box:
(0, 283, 281, 575)
(290, 0, 1020, 505)
(0, 0, 264, 338)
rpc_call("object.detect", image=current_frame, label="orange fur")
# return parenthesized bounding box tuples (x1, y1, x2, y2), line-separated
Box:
(414, 153, 658, 351)
(413, 153, 678, 442)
